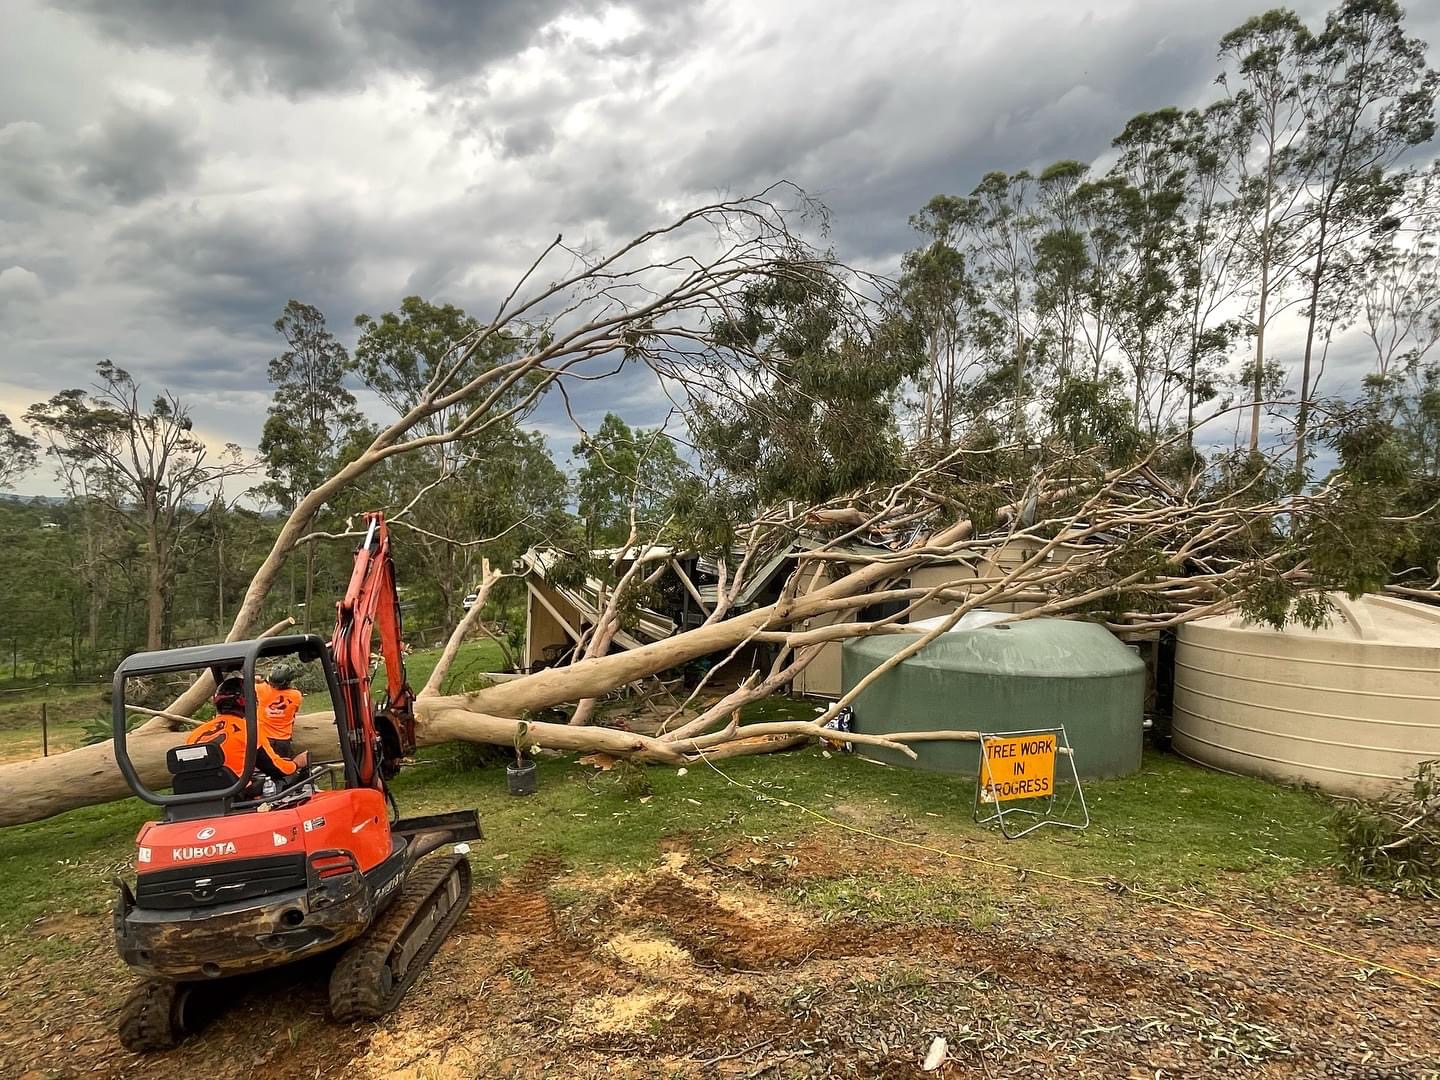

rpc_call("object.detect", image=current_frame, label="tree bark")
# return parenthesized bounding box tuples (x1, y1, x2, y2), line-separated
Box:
(145, 518, 164, 651)
(1295, 217, 1328, 478)
(421, 558, 502, 698)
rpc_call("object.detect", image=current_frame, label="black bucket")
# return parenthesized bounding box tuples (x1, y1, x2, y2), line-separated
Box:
(507, 760, 538, 796)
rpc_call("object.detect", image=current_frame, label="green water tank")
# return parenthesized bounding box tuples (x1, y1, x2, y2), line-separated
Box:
(840, 619, 1145, 778)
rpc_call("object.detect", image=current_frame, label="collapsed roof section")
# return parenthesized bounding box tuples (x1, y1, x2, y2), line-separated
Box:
(517, 524, 1106, 663)
(517, 547, 677, 651)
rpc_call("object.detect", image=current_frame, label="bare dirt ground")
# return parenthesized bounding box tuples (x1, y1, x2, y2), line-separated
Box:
(4, 830, 1438, 1080)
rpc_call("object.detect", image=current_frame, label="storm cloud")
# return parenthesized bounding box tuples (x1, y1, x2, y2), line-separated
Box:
(1, 0, 1436, 493)
(50, 0, 600, 95)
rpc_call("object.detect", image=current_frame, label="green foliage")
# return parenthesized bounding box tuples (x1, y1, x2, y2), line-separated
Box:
(1296, 402, 1420, 601)
(573, 413, 689, 546)
(695, 264, 924, 512)
(257, 301, 363, 511)
(354, 296, 482, 412)
(0, 413, 37, 492)
(1236, 575, 1337, 631)
(1331, 760, 1440, 898)
(1047, 374, 1142, 464)
(351, 295, 537, 437)
(80, 710, 141, 747)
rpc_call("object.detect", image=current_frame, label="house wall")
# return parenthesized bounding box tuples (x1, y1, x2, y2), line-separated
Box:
(524, 580, 579, 670)
(791, 613, 849, 697)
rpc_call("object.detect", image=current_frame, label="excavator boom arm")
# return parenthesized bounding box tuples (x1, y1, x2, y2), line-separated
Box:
(333, 512, 416, 789)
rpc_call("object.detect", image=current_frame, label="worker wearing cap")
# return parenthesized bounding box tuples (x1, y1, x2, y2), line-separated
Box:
(255, 662, 303, 758)
(186, 675, 307, 794)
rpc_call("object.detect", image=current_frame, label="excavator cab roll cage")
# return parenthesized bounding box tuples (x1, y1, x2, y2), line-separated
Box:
(112, 635, 352, 820)
(113, 512, 420, 820)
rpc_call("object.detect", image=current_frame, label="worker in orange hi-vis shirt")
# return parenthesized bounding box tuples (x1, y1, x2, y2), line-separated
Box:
(255, 662, 304, 758)
(186, 676, 307, 795)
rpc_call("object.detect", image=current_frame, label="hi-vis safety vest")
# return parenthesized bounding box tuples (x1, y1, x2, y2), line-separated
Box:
(256, 683, 303, 742)
(186, 713, 297, 779)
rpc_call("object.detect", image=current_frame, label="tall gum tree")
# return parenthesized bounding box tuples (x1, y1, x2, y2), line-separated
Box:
(1290, 0, 1438, 476)
(259, 301, 364, 631)
(1218, 9, 1316, 453)
(25, 363, 256, 650)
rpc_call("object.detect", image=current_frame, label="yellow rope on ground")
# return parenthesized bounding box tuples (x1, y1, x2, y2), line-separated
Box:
(692, 749, 1440, 995)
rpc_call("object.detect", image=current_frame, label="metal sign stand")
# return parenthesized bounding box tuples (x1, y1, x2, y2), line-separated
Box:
(973, 725, 1090, 840)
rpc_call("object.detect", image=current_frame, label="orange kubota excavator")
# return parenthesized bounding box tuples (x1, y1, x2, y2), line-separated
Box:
(110, 512, 481, 1051)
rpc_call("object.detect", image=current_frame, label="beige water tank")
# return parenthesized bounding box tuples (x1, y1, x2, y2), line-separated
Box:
(1173, 594, 1440, 798)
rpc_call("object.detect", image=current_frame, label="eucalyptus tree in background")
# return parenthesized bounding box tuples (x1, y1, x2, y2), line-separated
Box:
(353, 296, 490, 449)
(1290, 0, 1438, 476)
(1108, 108, 1192, 432)
(1031, 160, 1091, 388)
(1174, 104, 1249, 446)
(900, 200, 1002, 449)
(1073, 173, 1131, 382)
(952, 172, 1043, 439)
(1353, 223, 1440, 478)
(0, 413, 37, 492)
(1218, 8, 1316, 452)
(1358, 235, 1440, 382)
(26, 362, 255, 650)
(574, 413, 687, 547)
(259, 300, 364, 629)
(688, 264, 925, 520)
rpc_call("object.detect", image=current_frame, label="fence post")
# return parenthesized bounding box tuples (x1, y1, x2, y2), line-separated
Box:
(41, 701, 48, 757)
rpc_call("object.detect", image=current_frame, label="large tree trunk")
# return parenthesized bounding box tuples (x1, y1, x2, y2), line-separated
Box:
(1295, 217, 1328, 478)
(0, 690, 963, 826)
(0, 715, 344, 828)
(145, 519, 165, 651)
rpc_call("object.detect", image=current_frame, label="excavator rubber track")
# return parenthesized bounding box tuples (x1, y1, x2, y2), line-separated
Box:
(328, 853, 471, 1022)
(117, 978, 197, 1052)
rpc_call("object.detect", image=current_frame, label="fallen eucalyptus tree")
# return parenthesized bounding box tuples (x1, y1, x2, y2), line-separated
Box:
(0, 183, 1426, 826)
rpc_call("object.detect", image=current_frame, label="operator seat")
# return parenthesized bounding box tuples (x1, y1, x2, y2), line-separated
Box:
(166, 743, 237, 796)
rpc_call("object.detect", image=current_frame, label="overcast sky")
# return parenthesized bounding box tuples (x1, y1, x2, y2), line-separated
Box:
(2, 0, 1437, 495)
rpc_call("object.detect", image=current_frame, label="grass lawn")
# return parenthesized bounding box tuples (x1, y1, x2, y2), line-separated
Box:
(0, 637, 1338, 971)
(390, 745, 1333, 890)
(0, 741, 1335, 963)
(0, 683, 107, 762)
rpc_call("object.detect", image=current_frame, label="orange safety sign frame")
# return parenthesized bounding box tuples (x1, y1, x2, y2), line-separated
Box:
(973, 725, 1089, 840)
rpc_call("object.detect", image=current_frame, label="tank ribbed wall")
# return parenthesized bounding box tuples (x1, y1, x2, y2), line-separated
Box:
(841, 620, 1145, 778)
(1173, 594, 1440, 798)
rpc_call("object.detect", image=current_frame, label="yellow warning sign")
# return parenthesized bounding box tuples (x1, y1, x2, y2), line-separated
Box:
(979, 733, 1057, 802)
